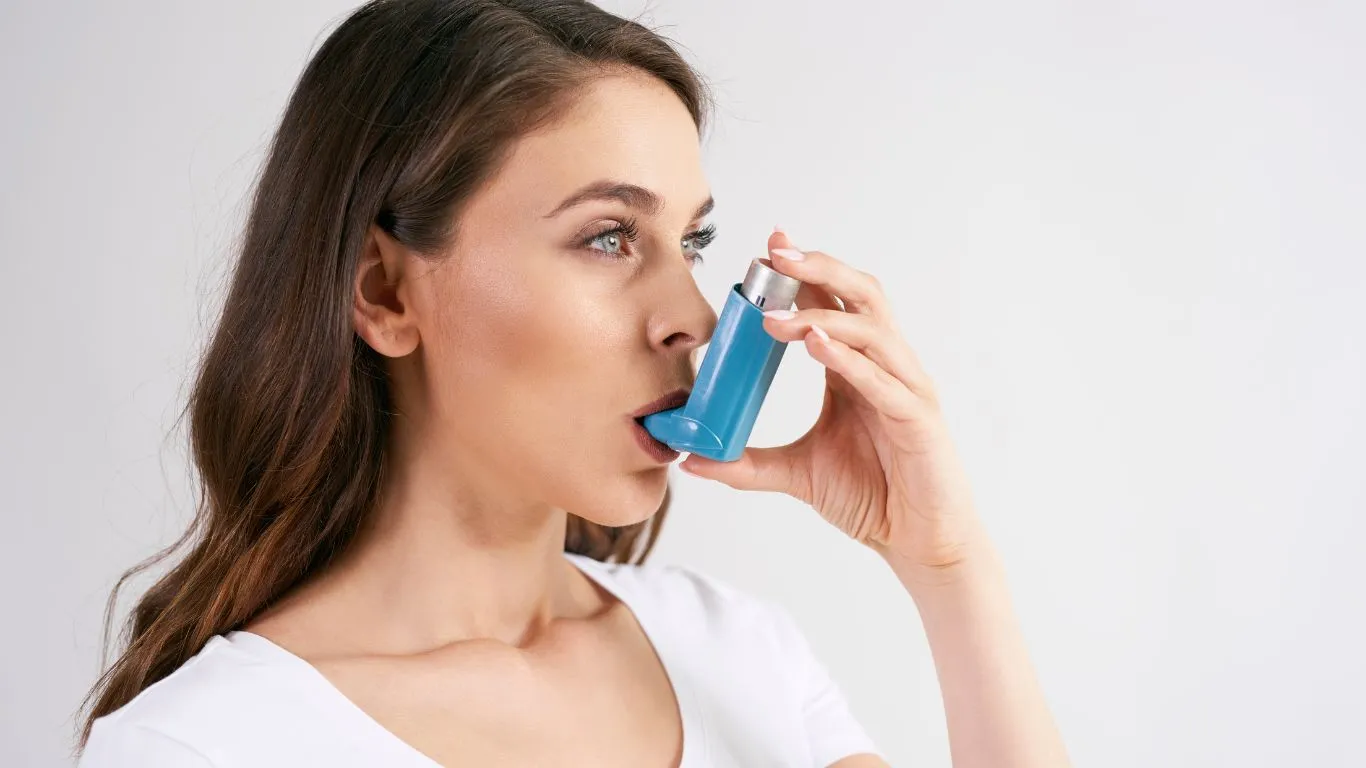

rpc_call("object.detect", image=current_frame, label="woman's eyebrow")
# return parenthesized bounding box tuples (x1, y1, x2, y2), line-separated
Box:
(543, 179, 713, 221)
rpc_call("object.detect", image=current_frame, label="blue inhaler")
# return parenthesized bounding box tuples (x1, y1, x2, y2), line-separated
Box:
(641, 258, 802, 462)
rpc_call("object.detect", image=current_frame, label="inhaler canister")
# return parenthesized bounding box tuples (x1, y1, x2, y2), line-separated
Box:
(641, 258, 802, 462)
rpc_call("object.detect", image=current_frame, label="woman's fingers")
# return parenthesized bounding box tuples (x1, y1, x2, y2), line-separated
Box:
(769, 246, 891, 322)
(795, 280, 843, 313)
(769, 230, 843, 313)
(763, 307, 936, 402)
(798, 325, 921, 423)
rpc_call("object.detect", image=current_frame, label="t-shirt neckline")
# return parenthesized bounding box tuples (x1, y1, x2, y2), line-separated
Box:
(224, 550, 703, 767)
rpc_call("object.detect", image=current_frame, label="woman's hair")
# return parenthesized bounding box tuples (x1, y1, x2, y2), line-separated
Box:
(76, 0, 712, 751)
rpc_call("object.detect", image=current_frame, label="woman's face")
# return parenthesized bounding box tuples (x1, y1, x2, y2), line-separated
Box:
(364, 71, 718, 528)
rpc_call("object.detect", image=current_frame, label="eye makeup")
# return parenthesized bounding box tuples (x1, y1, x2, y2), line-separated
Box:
(574, 217, 718, 264)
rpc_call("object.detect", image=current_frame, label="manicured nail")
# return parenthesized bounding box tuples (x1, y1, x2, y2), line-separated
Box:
(810, 325, 830, 342)
(773, 227, 799, 248)
(764, 309, 796, 320)
(770, 247, 805, 261)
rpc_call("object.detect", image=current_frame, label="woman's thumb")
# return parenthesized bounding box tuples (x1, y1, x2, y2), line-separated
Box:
(678, 446, 801, 497)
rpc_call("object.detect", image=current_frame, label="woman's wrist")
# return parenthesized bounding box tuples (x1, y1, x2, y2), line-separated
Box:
(890, 546, 1013, 630)
(878, 513, 1003, 597)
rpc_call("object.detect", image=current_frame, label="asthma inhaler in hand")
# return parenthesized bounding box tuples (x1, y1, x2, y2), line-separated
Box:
(641, 258, 802, 462)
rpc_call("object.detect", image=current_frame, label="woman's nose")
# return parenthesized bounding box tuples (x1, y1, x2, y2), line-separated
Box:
(648, 278, 717, 357)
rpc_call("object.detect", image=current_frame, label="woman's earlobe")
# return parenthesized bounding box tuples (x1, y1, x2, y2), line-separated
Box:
(352, 304, 420, 358)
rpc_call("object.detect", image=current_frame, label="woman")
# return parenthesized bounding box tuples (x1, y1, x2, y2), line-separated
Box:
(77, 0, 1069, 766)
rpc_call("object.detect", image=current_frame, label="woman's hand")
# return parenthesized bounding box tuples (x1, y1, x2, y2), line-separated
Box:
(679, 228, 985, 578)
(681, 229, 1073, 767)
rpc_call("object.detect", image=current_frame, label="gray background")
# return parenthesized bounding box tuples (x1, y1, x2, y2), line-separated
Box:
(3, 0, 1364, 765)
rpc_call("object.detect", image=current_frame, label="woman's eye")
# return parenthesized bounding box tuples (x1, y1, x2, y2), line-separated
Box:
(579, 221, 639, 257)
(578, 220, 715, 264)
(682, 223, 718, 264)
(682, 239, 704, 265)
(590, 231, 624, 254)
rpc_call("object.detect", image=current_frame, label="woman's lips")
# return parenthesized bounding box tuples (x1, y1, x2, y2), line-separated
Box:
(629, 387, 690, 463)
(631, 417, 680, 463)
(629, 387, 692, 420)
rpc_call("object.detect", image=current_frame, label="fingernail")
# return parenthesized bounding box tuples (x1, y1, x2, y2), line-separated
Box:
(678, 460, 695, 474)
(770, 247, 805, 262)
(764, 309, 796, 320)
(811, 325, 830, 342)
(773, 225, 784, 234)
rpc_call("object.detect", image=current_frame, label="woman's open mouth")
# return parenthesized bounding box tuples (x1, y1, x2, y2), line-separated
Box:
(628, 387, 691, 463)
(631, 417, 680, 463)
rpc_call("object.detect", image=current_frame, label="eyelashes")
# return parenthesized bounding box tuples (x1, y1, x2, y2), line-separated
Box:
(578, 218, 641, 253)
(576, 217, 717, 265)
(687, 222, 718, 254)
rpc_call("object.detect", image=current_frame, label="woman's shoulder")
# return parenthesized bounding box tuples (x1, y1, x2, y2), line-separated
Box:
(565, 552, 885, 763)
(88, 634, 259, 725)
(564, 551, 799, 646)
(79, 633, 310, 766)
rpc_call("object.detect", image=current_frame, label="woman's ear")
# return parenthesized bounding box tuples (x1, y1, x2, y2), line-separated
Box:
(353, 222, 421, 358)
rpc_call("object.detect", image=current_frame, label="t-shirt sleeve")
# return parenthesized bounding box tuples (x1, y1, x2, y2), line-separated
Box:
(765, 600, 887, 766)
(78, 718, 215, 768)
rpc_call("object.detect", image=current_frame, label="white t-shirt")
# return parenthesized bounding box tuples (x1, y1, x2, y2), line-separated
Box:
(79, 551, 883, 767)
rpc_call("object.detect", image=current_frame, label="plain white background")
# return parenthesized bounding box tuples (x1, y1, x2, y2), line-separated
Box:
(3, 0, 1363, 765)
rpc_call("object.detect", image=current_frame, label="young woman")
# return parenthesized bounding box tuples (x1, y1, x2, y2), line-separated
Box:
(76, 1, 1069, 766)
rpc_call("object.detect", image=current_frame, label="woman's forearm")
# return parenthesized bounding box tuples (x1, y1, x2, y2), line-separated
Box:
(886, 534, 1071, 768)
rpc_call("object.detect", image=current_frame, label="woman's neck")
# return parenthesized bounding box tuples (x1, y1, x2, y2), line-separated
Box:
(247, 442, 601, 659)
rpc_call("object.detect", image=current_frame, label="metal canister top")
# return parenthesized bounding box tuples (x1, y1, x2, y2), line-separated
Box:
(739, 257, 801, 311)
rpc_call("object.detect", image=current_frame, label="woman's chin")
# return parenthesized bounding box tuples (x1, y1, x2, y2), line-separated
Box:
(575, 506, 658, 529)
(576, 485, 668, 528)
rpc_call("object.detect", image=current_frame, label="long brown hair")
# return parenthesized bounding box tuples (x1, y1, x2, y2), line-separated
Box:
(76, 0, 712, 752)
